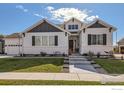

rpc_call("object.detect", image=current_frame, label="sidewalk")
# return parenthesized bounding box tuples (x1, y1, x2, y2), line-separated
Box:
(0, 72, 124, 82)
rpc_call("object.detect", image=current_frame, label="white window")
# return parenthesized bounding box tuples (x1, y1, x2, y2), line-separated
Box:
(42, 36, 48, 46)
(68, 24, 78, 30)
(88, 34, 106, 45)
(35, 36, 41, 46)
(49, 36, 55, 46)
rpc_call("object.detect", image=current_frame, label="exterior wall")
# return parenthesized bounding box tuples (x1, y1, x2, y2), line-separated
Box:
(119, 45, 124, 54)
(65, 19, 82, 32)
(79, 28, 113, 55)
(22, 32, 69, 55)
(4, 38, 22, 55)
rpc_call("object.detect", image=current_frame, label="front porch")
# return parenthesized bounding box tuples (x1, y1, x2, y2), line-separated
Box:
(69, 35, 79, 55)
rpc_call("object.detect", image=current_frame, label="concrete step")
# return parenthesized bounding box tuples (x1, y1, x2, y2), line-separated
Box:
(69, 60, 91, 64)
(63, 64, 69, 68)
(70, 63, 91, 65)
(90, 61, 96, 64)
(64, 60, 69, 64)
(69, 56, 84, 58)
(69, 59, 88, 61)
(93, 64, 101, 68)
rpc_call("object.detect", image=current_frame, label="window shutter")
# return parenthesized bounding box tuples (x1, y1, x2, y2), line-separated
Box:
(64, 24, 65, 29)
(55, 36, 58, 46)
(103, 34, 107, 45)
(88, 34, 91, 45)
(32, 36, 35, 46)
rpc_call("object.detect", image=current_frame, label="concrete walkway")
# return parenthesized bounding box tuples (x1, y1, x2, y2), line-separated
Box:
(0, 72, 124, 82)
(69, 55, 97, 73)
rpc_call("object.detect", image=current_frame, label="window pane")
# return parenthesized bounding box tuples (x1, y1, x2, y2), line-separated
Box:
(49, 36, 55, 46)
(68, 25, 71, 29)
(90, 34, 105, 45)
(42, 36, 48, 46)
(75, 25, 78, 29)
(72, 25, 75, 29)
(35, 36, 41, 46)
(99, 35, 103, 45)
(93, 35, 96, 44)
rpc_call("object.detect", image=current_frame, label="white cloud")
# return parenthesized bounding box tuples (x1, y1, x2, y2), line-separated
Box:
(86, 15, 99, 22)
(47, 7, 99, 22)
(16, 5, 28, 12)
(33, 13, 45, 18)
(46, 6, 54, 11)
(16, 5, 47, 18)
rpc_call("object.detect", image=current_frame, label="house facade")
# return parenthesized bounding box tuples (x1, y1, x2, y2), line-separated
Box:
(118, 38, 124, 54)
(4, 18, 116, 56)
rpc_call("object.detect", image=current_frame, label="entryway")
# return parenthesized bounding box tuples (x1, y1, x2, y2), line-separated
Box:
(69, 36, 79, 55)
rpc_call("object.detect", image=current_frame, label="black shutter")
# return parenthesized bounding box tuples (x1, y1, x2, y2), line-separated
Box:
(64, 24, 65, 29)
(55, 36, 58, 46)
(88, 34, 91, 45)
(32, 36, 35, 46)
(103, 34, 107, 45)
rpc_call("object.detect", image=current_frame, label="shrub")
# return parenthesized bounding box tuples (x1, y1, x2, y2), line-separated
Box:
(97, 52, 101, 58)
(87, 51, 94, 61)
(54, 51, 61, 56)
(82, 53, 88, 56)
(40, 52, 47, 56)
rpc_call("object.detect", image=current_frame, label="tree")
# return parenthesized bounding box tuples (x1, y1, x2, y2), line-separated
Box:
(0, 34, 4, 38)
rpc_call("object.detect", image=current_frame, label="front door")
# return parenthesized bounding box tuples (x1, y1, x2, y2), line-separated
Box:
(69, 40, 73, 55)
(121, 47, 124, 54)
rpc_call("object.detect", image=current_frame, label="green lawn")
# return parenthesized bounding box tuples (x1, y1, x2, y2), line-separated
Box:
(0, 58, 63, 72)
(94, 58, 124, 74)
(0, 80, 101, 85)
(0, 80, 123, 85)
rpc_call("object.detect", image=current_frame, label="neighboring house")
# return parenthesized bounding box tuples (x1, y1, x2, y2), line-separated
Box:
(4, 18, 117, 56)
(118, 38, 124, 54)
(0, 35, 4, 54)
(4, 33, 22, 55)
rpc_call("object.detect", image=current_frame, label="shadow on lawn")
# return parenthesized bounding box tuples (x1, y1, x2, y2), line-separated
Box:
(0, 58, 63, 72)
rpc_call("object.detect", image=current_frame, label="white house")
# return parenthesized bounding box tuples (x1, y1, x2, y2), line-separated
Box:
(118, 38, 124, 54)
(4, 18, 117, 56)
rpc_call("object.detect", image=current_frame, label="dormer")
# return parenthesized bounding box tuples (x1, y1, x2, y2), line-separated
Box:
(62, 17, 83, 32)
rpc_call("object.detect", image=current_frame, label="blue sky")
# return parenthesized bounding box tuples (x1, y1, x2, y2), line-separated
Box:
(0, 3, 124, 44)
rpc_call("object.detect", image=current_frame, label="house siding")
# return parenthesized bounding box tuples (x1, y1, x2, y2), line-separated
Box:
(79, 28, 113, 55)
(22, 32, 68, 55)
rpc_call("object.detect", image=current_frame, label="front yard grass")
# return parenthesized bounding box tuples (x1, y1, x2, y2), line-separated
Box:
(94, 58, 124, 74)
(0, 80, 124, 85)
(0, 80, 101, 85)
(0, 58, 63, 72)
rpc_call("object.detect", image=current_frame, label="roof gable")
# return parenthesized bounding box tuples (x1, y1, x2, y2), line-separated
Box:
(24, 19, 71, 34)
(118, 38, 124, 44)
(28, 20, 63, 33)
(88, 21, 107, 28)
(63, 17, 83, 25)
(84, 19, 117, 31)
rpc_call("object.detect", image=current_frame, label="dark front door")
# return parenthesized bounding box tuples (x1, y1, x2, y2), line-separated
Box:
(69, 40, 73, 54)
(121, 47, 124, 54)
